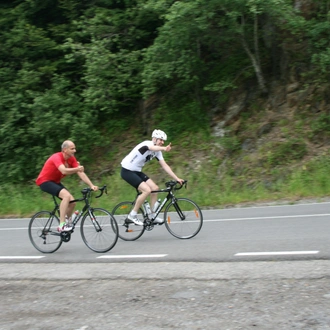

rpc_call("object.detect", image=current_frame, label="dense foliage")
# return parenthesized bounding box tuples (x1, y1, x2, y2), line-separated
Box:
(1, 0, 330, 183)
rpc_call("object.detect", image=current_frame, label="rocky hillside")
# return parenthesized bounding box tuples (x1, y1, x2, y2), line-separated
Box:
(90, 78, 330, 204)
(207, 80, 330, 190)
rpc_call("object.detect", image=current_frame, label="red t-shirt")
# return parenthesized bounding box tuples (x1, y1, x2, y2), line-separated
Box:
(36, 152, 79, 186)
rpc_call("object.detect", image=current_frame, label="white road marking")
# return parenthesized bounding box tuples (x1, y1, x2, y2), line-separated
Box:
(204, 201, 330, 210)
(97, 254, 168, 259)
(0, 256, 45, 259)
(0, 228, 29, 231)
(1, 212, 330, 231)
(235, 251, 319, 256)
(208, 213, 330, 222)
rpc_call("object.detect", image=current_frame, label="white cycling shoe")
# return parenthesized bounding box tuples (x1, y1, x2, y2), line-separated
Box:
(152, 217, 164, 224)
(127, 214, 144, 226)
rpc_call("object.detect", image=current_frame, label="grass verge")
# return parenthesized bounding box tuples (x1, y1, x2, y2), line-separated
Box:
(2, 155, 330, 218)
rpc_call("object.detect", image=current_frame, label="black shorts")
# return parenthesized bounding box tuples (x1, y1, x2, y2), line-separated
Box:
(39, 181, 67, 197)
(121, 167, 149, 189)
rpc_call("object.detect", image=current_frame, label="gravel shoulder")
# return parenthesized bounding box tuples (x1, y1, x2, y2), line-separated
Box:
(1, 261, 330, 330)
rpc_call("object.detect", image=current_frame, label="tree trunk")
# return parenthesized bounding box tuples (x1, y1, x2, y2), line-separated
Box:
(240, 15, 268, 94)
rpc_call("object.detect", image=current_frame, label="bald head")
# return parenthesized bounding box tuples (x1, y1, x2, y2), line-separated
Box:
(61, 140, 74, 150)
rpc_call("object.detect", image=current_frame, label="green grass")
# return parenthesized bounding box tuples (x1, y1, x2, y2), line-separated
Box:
(3, 154, 330, 218)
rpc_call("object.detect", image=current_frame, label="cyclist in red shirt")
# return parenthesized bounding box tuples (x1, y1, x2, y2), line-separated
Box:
(36, 140, 98, 232)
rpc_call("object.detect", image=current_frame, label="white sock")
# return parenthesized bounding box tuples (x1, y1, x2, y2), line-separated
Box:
(130, 210, 137, 216)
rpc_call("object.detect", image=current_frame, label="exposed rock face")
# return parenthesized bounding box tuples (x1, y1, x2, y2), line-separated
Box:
(212, 82, 330, 138)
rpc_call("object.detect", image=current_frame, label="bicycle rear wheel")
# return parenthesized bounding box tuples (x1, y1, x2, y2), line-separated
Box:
(28, 211, 62, 253)
(80, 208, 118, 253)
(164, 198, 203, 239)
(112, 201, 145, 241)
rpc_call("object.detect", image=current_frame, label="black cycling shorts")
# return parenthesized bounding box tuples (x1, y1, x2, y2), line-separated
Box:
(39, 181, 67, 197)
(121, 167, 149, 189)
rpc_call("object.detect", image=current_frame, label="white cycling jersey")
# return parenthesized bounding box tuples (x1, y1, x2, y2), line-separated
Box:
(121, 140, 164, 172)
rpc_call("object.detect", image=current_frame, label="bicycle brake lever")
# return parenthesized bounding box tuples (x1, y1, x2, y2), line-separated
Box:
(95, 190, 102, 198)
(95, 185, 107, 198)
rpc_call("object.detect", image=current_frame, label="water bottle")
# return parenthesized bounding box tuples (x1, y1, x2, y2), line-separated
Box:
(153, 199, 161, 212)
(144, 201, 152, 215)
(71, 210, 79, 222)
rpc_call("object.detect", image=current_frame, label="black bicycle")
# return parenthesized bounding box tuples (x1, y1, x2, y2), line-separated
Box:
(112, 180, 203, 241)
(28, 185, 118, 253)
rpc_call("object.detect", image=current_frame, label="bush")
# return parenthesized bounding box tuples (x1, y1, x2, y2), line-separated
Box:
(264, 139, 307, 166)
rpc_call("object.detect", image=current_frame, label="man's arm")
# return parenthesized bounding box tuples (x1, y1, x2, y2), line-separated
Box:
(58, 163, 98, 190)
(58, 164, 84, 175)
(77, 171, 98, 191)
(149, 142, 172, 152)
(159, 160, 184, 184)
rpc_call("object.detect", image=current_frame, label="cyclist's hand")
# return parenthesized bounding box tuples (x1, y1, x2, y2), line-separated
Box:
(77, 162, 85, 173)
(164, 142, 172, 152)
(177, 178, 184, 185)
(91, 185, 98, 191)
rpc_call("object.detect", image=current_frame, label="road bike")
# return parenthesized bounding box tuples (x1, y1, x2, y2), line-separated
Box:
(112, 180, 203, 241)
(28, 185, 118, 253)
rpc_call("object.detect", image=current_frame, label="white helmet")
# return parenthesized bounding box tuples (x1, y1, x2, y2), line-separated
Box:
(152, 129, 167, 141)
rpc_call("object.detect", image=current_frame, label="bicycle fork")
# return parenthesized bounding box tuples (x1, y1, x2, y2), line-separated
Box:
(171, 201, 186, 221)
(88, 209, 102, 232)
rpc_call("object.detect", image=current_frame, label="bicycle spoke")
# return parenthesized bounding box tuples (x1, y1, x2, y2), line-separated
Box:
(28, 211, 62, 253)
(80, 208, 118, 253)
(112, 202, 145, 241)
(164, 198, 203, 239)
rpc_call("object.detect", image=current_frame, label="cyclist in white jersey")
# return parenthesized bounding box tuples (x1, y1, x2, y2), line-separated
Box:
(121, 129, 184, 225)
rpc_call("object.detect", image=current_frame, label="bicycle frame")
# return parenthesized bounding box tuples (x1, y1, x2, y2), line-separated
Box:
(48, 186, 107, 237)
(29, 185, 119, 253)
(137, 180, 187, 224)
(112, 180, 203, 241)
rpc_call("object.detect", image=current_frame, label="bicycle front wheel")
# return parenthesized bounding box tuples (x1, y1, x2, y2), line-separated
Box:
(164, 198, 203, 239)
(80, 208, 118, 253)
(28, 211, 62, 253)
(112, 201, 145, 241)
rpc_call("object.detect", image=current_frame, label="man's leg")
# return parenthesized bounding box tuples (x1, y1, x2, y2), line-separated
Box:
(145, 179, 163, 223)
(146, 179, 159, 210)
(66, 200, 76, 222)
(133, 181, 152, 213)
(58, 189, 75, 224)
(40, 182, 75, 222)
(121, 168, 152, 225)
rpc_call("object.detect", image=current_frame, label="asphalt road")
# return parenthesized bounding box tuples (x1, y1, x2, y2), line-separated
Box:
(1, 201, 330, 263)
(1, 201, 330, 329)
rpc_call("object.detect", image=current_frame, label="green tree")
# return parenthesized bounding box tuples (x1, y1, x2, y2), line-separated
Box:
(63, 3, 163, 122)
(0, 0, 164, 183)
(143, 0, 305, 99)
(0, 1, 94, 182)
(306, 0, 330, 82)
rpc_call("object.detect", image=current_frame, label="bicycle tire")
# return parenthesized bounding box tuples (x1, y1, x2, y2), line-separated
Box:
(28, 211, 62, 253)
(80, 207, 119, 253)
(164, 198, 203, 239)
(112, 201, 145, 241)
